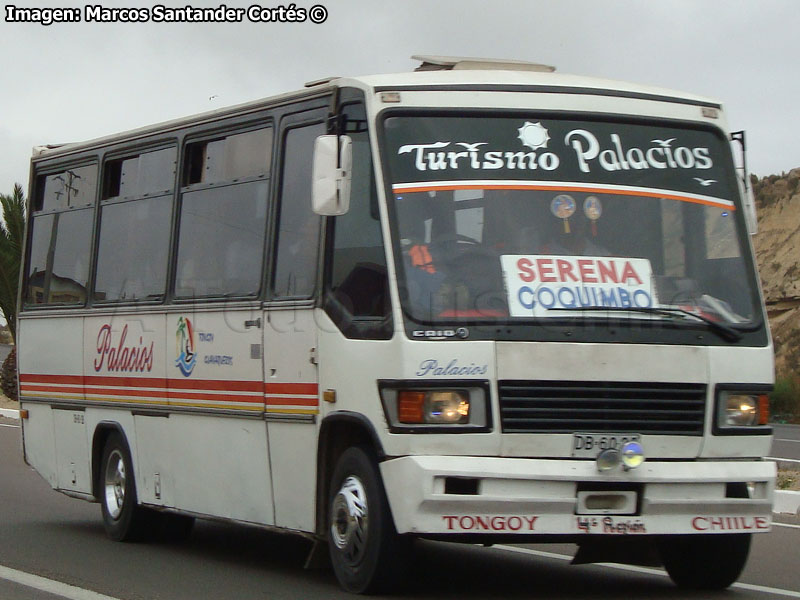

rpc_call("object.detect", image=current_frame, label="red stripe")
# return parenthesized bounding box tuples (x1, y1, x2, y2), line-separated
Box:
(265, 382, 318, 395)
(22, 374, 263, 393)
(25, 385, 261, 403)
(23, 386, 258, 404)
(21, 373, 318, 405)
(21, 384, 84, 394)
(20, 374, 84, 385)
(89, 376, 261, 393)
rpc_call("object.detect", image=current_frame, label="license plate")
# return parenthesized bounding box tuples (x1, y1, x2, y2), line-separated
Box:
(572, 433, 641, 458)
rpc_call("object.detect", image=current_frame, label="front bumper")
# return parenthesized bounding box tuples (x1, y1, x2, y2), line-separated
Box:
(380, 456, 775, 536)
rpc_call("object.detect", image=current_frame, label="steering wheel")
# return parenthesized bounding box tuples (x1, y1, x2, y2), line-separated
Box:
(455, 233, 481, 245)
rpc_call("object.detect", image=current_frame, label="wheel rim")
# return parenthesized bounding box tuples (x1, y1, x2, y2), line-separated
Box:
(330, 475, 369, 566)
(103, 449, 126, 520)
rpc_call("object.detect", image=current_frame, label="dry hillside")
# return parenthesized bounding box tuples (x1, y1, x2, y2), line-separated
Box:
(753, 168, 800, 375)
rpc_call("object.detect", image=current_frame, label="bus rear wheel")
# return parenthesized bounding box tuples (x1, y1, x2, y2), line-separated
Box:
(99, 432, 153, 542)
(658, 533, 751, 590)
(327, 446, 408, 593)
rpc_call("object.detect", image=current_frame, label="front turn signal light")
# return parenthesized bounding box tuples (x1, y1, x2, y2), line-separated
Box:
(398, 391, 426, 423)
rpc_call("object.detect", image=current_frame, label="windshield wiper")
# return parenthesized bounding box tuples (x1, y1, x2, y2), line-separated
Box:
(548, 306, 743, 342)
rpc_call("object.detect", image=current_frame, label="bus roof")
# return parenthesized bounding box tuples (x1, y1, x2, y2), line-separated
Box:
(347, 69, 721, 107)
(32, 65, 722, 162)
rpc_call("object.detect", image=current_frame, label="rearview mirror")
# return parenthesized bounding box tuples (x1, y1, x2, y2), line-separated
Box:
(312, 135, 352, 216)
(731, 131, 757, 235)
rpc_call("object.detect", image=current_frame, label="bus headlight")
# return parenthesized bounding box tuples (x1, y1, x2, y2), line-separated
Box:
(380, 383, 490, 432)
(715, 387, 770, 433)
(724, 394, 759, 426)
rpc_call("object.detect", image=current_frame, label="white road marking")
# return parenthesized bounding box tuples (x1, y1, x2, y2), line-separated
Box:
(774, 439, 800, 444)
(0, 423, 19, 429)
(774, 522, 800, 530)
(769, 456, 800, 463)
(493, 544, 800, 598)
(0, 564, 123, 600)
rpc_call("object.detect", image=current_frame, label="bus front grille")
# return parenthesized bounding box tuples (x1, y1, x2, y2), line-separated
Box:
(498, 381, 706, 435)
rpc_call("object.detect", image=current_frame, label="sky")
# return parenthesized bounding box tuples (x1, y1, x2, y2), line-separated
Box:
(1, 0, 798, 196)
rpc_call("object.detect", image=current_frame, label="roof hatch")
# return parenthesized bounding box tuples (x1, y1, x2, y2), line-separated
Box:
(412, 55, 555, 72)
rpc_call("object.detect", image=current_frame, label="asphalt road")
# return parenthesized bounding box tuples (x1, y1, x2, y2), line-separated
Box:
(770, 424, 800, 463)
(2, 423, 800, 600)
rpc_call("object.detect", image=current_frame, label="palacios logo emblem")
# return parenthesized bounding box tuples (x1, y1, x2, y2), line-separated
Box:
(175, 316, 197, 377)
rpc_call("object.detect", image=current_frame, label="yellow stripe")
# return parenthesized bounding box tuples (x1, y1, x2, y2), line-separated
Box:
(85, 396, 168, 406)
(169, 400, 263, 411)
(266, 407, 319, 415)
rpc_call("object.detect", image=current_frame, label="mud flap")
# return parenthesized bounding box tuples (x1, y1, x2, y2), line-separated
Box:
(304, 538, 332, 570)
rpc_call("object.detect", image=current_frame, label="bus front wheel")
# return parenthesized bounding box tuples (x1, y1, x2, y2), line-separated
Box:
(658, 533, 751, 590)
(327, 446, 408, 593)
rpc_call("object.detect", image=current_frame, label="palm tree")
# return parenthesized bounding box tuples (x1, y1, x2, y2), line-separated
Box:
(0, 183, 26, 400)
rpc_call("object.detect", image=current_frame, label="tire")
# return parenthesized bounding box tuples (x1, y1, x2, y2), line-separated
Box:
(659, 533, 751, 590)
(327, 446, 409, 594)
(99, 432, 155, 542)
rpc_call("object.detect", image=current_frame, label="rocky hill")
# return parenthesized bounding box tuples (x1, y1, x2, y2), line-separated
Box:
(753, 168, 800, 375)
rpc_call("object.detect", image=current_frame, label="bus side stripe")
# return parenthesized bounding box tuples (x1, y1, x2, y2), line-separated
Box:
(19, 373, 320, 412)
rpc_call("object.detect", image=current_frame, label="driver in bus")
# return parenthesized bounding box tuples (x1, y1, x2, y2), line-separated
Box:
(399, 214, 446, 317)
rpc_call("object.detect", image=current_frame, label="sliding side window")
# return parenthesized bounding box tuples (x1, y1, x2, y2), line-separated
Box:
(93, 147, 176, 302)
(24, 165, 97, 306)
(175, 127, 272, 298)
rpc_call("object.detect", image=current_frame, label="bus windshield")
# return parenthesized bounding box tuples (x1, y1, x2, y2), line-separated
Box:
(382, 114, 760, 335)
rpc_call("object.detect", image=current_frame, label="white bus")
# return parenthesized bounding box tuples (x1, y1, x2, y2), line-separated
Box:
(18, 56, 773, 593)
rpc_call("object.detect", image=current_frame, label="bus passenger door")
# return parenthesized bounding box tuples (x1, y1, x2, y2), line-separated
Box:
(163, 306, 270, 524)
(264, 112, 327, 532)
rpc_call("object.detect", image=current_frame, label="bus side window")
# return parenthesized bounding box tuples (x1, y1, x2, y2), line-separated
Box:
(272, 122, 326, 299)
(324, 102, 392, 339)
(24, 165, 97, 307)
(94, 147, 176, 302)
(175, 127, 272, 299)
